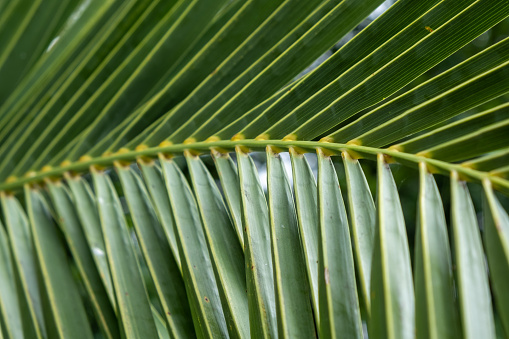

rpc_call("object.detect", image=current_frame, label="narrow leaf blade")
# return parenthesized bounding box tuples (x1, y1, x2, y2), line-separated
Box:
(267, 148, 316, 338)
(370, 154, 414, 339)
(92, 171, 158, 339)
(159, 157, 229, 338)
(483, 179, 509, 336)
(186, 153, 249, 338)
(317, 150, 362, 338)
(236, 149, 277, 338)
(47, 182, 119, 339)
(450, 172, 495, 338)
(25, 187, 93, 339)
(116, 166, 194, 338)
(414, 163, 459, 339)
(289, 149, 320, 322)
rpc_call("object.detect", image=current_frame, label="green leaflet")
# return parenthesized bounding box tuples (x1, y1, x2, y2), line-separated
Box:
(66, 0, 236, 159)
(370, 154, 414, 339)
(0, 0, 116, 141)
(332, 36, 509, 146)
(92, 170, 158, 339)
(100, 0, 284, 153)
(236, 149, 277, 338)
(25, 187, 93, 339)
(212, 151, 244, 246)
(492, 166, 509, 180)
(116, 166, 193, 338)
(289, 150, 319, 322)
(66, 176, 116, 309)
(420, 116, 509, 162)
(317, 150, 362, 339)
(342, 151, 375, 317)
(185, 0, 385, 143)
(395, 102, 509, 155)
(141, 0, 338, 146)
(266, 148, 316, 338)
(0, 0, 152, 177)
(186, 153, 248, 338)
(159, 157, 229, 338)
(463, 147, 509, 172)
(0, 224, 23, 339)
(47, 182, 119, 339)
(344, 59, 509, 148)
(206, 75, 297, 142)
(280, 0, 509, 141)
(238, 0, 443, 139)
(0, 0, 70, 102)
(10, 0, 187, 175)
(483, 180, 509, 336)
(1, 193, 46, 339)
(414, 163, 459, 339)
(450, 172, 495, 338)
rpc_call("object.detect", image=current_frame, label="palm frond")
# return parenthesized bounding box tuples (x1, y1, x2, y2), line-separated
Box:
(0, 0, 508, 338)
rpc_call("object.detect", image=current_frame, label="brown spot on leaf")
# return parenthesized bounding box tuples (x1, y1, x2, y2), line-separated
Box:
(204, 296, 209, 302)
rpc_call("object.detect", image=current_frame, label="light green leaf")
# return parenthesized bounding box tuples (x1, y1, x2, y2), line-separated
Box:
(186, 152, 248, 338)
(450, 172, 495, 339)
(369, 154, 414, 339)
(66, 176, 116, 308)
(483, 179, 509, 336)
(92, 170, 158, 339)
(116, 166, 194, 338)
(414, 163, 459, 339)
(47, 182, 119, 339)
(289, 149, 320, 322)
(25, 186, 93, 339)
(159, 157, 229, 338)
(151, 305, 171, 339)
(267, 148, 316, 338)
(1, 193, 46, 339)
(0, 223, 23, 339)
(342, 151, 375, 317)
(236, 149, 277, 338)
(317, 150, 362, 339)
(211, 151, 244, 246)
(138, 162, 181, 268)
